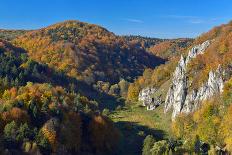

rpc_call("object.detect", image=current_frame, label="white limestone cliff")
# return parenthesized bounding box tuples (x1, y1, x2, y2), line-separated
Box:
(164, 40, 224, 119)
(138, 87, 162, 110)
(182, 66, 224, 114)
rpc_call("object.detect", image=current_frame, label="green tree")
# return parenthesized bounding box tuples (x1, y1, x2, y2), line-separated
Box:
(151, 140, 169, 155)
(41, 100, 49, 114)
(35, 131, 51, 155)
(3, 121, 18, 148)
(17, 123, 35, 142)
(102, 108, 110, 116)
(74, 94, 84, 112)
(142, 135, 156, 155)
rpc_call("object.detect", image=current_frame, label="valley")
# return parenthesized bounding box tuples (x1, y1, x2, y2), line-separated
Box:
(0, 17, 232, 155)
(110, 104, 172, 155)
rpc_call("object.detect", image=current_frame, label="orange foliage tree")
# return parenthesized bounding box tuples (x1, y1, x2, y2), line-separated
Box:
(88, 115, 120, 153)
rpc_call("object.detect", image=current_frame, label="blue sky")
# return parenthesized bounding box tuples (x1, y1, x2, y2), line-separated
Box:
(0, 0, 232, 38)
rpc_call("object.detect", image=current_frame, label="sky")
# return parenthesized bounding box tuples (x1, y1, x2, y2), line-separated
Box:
(0, 0, 232, 38)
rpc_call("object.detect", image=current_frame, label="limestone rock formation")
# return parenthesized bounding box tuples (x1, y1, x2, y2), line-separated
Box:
(138, 87, 162, 110)
(182, 66, 224, 114)
(164, 40, 224, 119)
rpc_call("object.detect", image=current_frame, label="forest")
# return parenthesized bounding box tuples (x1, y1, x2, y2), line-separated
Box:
(0, 19, 232, 155)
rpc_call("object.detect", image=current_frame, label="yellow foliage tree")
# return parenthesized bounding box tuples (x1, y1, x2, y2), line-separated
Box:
(41, 123, 57, 151)
(220, 105, 232, 151)
(127, 83, 140, 102)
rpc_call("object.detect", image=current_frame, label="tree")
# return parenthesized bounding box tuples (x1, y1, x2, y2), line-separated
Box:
(3, 121, 35, 149)
(150, 140, 169, 155)
(88, 115, 120, 154)
(35, 131, 52, 155)
(222, 78, 232, 105)
(118, 79, 129, 97)
(59, 112, 82, 152)
(10, 107, 29, 124)
(14, 77, 19, 86)
(127, 83, 140, 102)
(28, 98, 43, 126)
(1, 107, 29, 125)
(172, 113, 195, 140)
(194, 135, 201, 154)
(17, 123, 35, 142)
(3, 121, 18, 149)
(41, 118, 59, 151)
(109, 84, 120, 96)
(142, 135, 156, 155)
(194, 101, 222, 145)
(41, 100, 49, 114)
(74, 94, 84, 112)
(220, 105, 232, 152)
(102, 108, 110, 116)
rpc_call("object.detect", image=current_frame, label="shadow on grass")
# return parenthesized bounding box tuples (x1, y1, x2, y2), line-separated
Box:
(115, 121, 166, 155)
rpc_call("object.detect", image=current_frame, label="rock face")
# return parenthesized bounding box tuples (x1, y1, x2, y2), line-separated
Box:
(138, 87, 162, 110)
(164, 40, 224, 119)
(182, 66, 224, 114)
(164, 55, 187, 116)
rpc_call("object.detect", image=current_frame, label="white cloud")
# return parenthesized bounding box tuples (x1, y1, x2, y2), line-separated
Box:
(162, 14, 217, 24)
(162, 14, 232, 24)
(122, 18, 144, 23)
(163, 15, 198, 19)
(188, 19, 205, 24)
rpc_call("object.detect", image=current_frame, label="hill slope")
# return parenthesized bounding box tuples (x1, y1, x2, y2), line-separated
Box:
(125, 20, 232, 154)
(0, 39, 121, 155)
(14, 20, 164, 85)
(0, 29, 28, 41)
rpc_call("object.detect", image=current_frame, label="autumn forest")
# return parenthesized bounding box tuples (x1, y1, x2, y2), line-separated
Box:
(0, 5, 232, 154)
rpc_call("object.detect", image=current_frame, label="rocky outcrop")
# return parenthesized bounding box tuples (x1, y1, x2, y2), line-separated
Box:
(138, 87, 162, 110)
(164, 55, 187, 116)
(164, 40, 224, 119)
(182, 66, 224, 113)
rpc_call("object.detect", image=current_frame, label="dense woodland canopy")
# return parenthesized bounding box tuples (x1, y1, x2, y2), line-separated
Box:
(187, 21, 232, 89)
(148, 38, 193, 60)
(122, 35, 165, 49)
(0, 30, 28, 41)
(13, 21, 164, 85)
(0, 19, 232, 155)
(0, 39, 121, 154)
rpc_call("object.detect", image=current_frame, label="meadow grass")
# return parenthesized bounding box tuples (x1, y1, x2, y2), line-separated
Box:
(110, 103, 173, 155)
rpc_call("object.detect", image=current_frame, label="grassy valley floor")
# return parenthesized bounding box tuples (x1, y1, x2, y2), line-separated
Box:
(110, 104, 173, 155)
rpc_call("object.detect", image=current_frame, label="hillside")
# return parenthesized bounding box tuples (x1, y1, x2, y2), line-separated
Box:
(0, 39, 109, 103)
(0, 39, 121, 155)
(13, 21, 164, 85)
(122, 35, 165, 49)
(0, 30, 28, 41)
(1, 19, 232, 155)
(148, 38, 193, 60)
(125, 39, 193, 102)
(186, 21, 232, 89)
(125, 20, 232, 154)
(123, 36, 193, 60)
(128, 21, 232, 102)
